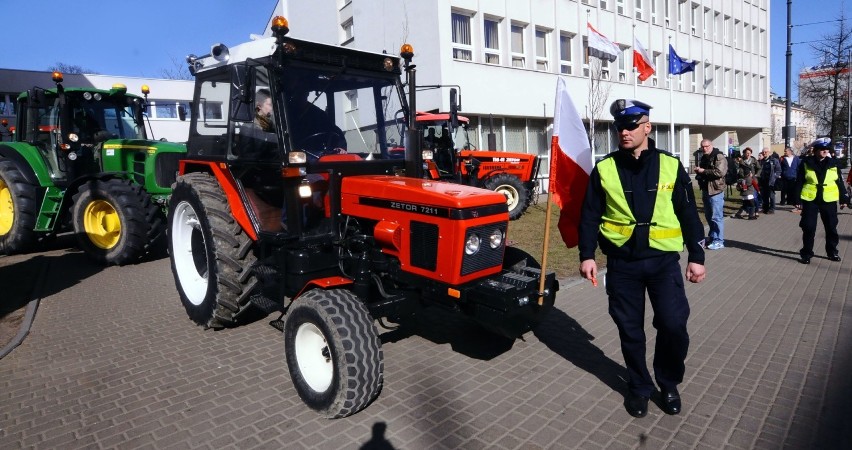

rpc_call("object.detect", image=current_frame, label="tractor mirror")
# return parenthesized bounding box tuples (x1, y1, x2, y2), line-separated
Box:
(449, 88, 459, 130)
(229, 63, 255, 122)
(27, 87, 48, 106)
(178, 105, 187, 121)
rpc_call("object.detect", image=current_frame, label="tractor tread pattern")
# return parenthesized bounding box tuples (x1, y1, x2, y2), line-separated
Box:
(0, 159, 39, 254)
(485, 173, 531, 220)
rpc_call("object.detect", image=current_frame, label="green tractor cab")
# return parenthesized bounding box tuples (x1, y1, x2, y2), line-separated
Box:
(0, 72, 186, 264)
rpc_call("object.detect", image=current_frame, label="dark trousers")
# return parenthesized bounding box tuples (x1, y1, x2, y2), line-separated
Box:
(799, 200, 840, 257)
(760, 181, 776, 212)
(605, 254, 691, 397)
(781, 177, 796, 204)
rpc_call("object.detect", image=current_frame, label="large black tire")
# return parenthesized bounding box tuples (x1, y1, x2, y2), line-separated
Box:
(168, 172, 259, 328)
(284, 289, 383, 419)
(485, 173, 530, 220)
(71, 178, 164, 265)
(0, 159, 39, 254)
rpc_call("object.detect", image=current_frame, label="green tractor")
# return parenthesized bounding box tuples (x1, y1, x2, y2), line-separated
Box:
(0, 72, 185, 264)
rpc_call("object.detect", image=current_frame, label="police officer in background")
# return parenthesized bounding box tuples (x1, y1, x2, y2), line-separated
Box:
(578, 99, 706, 418)
(795, 137, 851, 264)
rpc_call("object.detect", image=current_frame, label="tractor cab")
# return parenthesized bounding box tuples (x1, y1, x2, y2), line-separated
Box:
(14, 74, 149, 184)
(183, 22, 409, 240)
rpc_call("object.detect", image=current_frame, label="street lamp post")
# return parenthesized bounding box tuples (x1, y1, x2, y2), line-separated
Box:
(785, 0, 793, 149)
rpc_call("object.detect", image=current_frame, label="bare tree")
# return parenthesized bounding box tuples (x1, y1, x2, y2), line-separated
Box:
(160, 55, 194, 80)
(587, 58, 613, 153)
(47, 62, 98, 74)
(798, 11, 852, 141)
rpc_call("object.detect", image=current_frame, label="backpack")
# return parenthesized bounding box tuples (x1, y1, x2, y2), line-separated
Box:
(724, 155, 739, 185)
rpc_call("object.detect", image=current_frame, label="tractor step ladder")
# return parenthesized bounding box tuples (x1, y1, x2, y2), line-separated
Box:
(35, 186, 64, 231)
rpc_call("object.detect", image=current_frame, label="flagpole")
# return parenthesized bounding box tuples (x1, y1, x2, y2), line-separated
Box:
(668, 36, 675, 152)
(632, 17, 637, 98)
(587, 10, 594, 154)
(538, 148, 555, 305)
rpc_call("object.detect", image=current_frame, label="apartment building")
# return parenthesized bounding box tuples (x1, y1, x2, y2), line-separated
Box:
(271, 0, 770, 179)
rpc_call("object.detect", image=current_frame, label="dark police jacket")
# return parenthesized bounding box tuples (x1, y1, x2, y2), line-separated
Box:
(578, 140, 706, 265)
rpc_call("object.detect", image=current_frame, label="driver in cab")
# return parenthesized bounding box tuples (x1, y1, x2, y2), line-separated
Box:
(284, 77, 347, 159)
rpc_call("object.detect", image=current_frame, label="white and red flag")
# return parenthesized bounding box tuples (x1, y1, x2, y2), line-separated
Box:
(550, 77, 593, 248)
(633, 37, 655, 81)
(587, 23, 619, 62)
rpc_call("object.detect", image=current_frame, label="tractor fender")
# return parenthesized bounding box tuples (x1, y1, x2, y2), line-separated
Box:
(0, 143, 49, 186)
(179, 159, 258, 241)
(293, 277, 355, 301)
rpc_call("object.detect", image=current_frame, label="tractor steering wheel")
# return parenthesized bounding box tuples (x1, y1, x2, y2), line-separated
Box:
(296, 130, 346, 159)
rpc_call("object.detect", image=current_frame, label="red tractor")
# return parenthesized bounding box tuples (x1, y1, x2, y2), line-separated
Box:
(410, 111, 541, 220)
(167, 17, 557, 418)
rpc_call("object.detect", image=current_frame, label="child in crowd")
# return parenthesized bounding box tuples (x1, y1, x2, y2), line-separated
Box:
(733, 165, 758, 220)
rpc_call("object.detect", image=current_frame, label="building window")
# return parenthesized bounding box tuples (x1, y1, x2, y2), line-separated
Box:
(724, 68, 731, 96)
(344, 90, 358, 111)
(511, 23, 526, 68)
(560, 33, 573, 74)
(451, 12, 473, 61)
(618, 46, 628, 82)
(0, 93, 16, 116)
(149, 100, 191, 120)
(535, 28, 549, 71)
(678, 0, 686, 32)
(714, 13, 721, 43)
(703, 8, 711, 39)
(341, 19, 354, 44)
(724, 15, 731, 45)
(651, 51, 662, 86)
(733, 19, 740, 48)
(600, 0, 609, 10)
(484, 18, 501, 65)
(690, 70, 697, 93)
(691, 3, 699, 36)
(665, 0, 672, 28)
(617, 0, 625, 15)
(650, 0, 657, 24)
(582, 38, 590, 77)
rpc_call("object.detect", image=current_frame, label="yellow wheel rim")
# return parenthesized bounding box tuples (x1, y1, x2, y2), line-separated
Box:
(83, 199, 121, 249)
(0, 178, 13, 235)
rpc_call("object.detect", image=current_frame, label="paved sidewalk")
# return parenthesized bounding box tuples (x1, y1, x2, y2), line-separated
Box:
(1, 202, 851, 449)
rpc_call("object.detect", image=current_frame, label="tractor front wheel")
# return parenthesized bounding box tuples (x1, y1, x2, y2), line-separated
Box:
(284, 289, 383, 418)
(485, 173, 530, 220)
(71, 179, 163, 265)
(0, 159, 39, 254)
(168, 172, 258, 328)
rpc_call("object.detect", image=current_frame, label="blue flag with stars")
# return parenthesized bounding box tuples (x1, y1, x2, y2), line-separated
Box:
(668, 44, 697, 75)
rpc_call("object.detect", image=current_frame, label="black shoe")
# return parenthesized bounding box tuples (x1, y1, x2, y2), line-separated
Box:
(625, 393, 649, 418)
(660, 390, 682, 415)
(800, 255, 811, 264)
(829, 254, 842, 262)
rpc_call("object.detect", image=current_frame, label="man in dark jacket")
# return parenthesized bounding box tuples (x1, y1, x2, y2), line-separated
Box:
(578, 99, 706, 418)
(795, 138, 851, 264)
(758, 148, 781, 214)
(779, 147, 800, 205)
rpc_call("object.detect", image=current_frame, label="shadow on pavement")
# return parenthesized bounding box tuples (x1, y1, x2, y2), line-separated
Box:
(379, 307, 515, 361)
(358, 422, 396, 450)
(723, 238, 801, 261)
(534, 307, 628, 396)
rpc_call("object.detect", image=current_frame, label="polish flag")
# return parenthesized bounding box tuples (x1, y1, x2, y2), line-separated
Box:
(587, 23, 620, 62)
(633, 37, 655, 81)
(550, 77, 593, 248)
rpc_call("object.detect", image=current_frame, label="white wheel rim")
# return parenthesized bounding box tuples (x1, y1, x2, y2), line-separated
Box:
(495, 185, 520, 210)
(171, 200, 208, 305)
(294, 322, 333, 393)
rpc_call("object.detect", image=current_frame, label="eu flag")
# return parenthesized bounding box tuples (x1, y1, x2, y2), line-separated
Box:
(668, 44, 697, 75)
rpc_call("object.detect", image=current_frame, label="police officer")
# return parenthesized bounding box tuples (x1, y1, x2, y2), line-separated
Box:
(795, 137, 851, 264)
(578, 99, 706, 418)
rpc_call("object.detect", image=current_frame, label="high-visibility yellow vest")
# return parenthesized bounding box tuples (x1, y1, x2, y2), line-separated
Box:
(800, 164, 840, 202)
(597, 154, 684, 251)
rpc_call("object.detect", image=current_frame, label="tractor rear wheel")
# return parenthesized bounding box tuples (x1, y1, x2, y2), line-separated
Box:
(71, 179, 163, 265)
(168, 172, 258, 328)
(485, 173, 530, 220)
(0, 159, 39, 254)
(284, 289, 383, 418)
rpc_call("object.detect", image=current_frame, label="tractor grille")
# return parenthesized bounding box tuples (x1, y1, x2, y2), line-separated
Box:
(155, 153, 182, 188)
(461, 223, 507, 275)
(410, 221, 439, 271)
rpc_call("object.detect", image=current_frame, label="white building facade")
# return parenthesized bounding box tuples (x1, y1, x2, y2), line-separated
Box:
(769, 94, 815, 153)
(0, 69, 194, 142)
(271, 0, 770, 181)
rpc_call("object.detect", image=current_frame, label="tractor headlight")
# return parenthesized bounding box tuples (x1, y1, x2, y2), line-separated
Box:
(289, 151, 307, 164)
(489, 229, 503, 248)
(93, 93, 102, 101)
(298, 182, 312, 198)
(422, 150, 433, 160)
(464, 233, 480, 255)
(83, 92, 93, 101)
(68, 133, 79, 143)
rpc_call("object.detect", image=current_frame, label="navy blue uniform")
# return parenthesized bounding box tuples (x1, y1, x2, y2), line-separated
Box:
(578, 141, 705, 397)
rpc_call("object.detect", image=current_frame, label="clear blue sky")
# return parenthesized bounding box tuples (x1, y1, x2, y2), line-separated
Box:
(770, 0, 851, 100)
(3, 0, 279, 78)
(2, 0, 847, 102)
